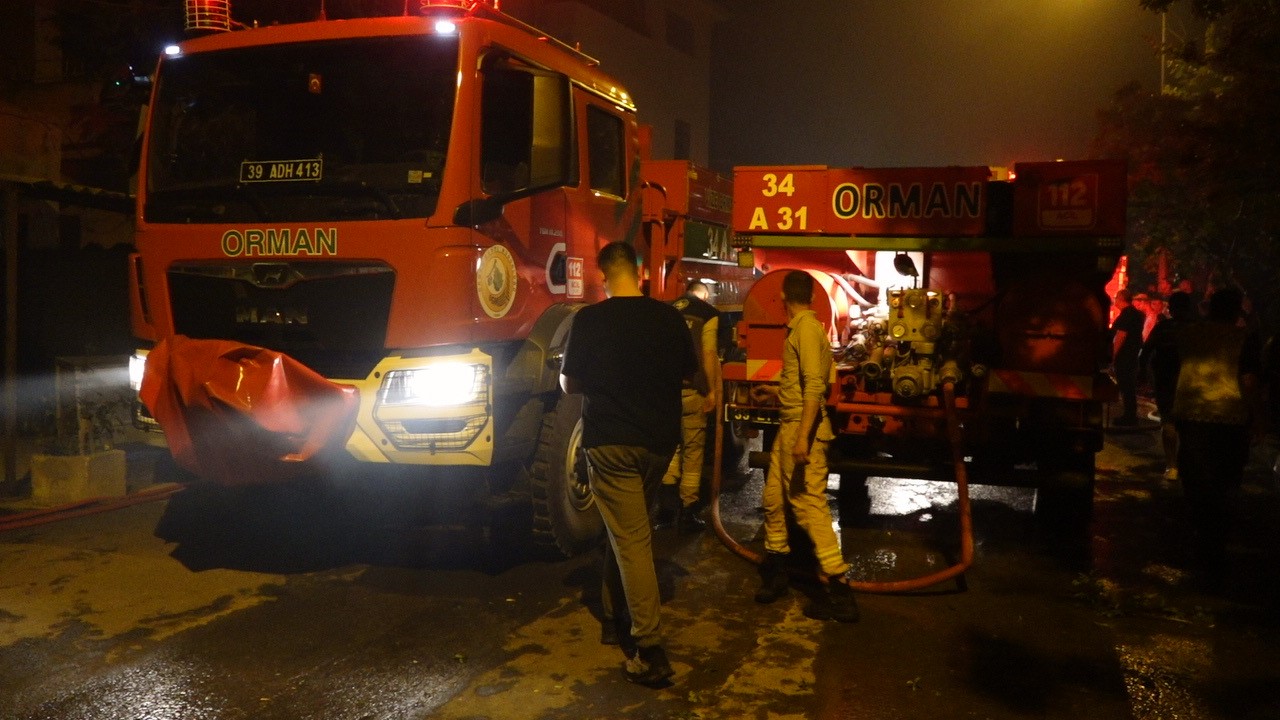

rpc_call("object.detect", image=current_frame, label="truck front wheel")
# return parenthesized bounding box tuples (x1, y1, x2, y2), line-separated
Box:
(530, 393, 604, 557)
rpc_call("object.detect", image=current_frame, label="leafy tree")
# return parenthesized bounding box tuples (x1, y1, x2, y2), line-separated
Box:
(1091, 0, 1280, 332)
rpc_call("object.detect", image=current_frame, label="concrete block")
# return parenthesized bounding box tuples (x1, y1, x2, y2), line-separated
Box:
(30, 449, 127, 506)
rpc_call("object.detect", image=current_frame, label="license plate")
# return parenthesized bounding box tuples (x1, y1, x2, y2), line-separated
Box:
(724, 405, 779, 426)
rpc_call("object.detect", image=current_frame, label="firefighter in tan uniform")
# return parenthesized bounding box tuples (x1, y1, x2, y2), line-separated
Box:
(749, 270, 858, 622)
(660, 280, 721, 533)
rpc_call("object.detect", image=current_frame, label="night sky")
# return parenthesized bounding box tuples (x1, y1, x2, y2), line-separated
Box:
(710, 1, 1174, 171)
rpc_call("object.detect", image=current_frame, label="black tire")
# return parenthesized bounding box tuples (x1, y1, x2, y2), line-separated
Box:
(530, 393, 604, 557)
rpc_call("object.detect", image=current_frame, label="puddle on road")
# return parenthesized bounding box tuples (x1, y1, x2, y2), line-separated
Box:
(851, 476, 1036, 517)
(1116, 635, 1215, 720)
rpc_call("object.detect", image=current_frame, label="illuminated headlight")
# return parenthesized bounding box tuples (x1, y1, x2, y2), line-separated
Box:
(129, 352, 148, 392)
(375, 362, 491, 452)
(380, 363, 488, 408)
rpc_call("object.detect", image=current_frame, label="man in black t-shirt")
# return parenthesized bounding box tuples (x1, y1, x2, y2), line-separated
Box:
(559, 241, 696, 688)
(1111, 288, 1147, 426)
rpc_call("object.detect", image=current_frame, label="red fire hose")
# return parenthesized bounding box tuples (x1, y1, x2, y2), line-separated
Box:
(0, 482, 184, 533)
(710, 380, 974, 593)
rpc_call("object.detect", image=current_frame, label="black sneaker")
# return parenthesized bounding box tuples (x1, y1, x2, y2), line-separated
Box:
(623, 645, 674, 687)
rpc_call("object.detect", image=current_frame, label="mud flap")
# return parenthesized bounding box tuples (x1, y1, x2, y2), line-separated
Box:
(139, 335, 359, 486)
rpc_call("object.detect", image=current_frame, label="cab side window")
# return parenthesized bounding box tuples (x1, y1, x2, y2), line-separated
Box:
(480, 53, 573, 196)
(587, 105, 625, 198)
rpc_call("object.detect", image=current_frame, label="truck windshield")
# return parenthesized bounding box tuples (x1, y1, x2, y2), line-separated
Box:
(145, 34, 458, 223)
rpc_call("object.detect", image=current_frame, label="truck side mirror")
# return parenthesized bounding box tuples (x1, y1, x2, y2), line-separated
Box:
(453, 197, 503, 227)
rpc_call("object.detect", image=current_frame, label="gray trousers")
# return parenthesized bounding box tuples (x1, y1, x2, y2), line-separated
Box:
(587, 444, 671, 648)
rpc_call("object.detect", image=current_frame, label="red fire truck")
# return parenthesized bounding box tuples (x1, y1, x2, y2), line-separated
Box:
(721, 160, 1127, 531)
(128, 0, 751, 556)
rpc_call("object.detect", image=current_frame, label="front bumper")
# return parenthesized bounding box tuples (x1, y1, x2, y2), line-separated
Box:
(133, 340, 497, 483)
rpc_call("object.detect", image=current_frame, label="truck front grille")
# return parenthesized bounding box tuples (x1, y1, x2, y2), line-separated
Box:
(167, 261, 395, 379)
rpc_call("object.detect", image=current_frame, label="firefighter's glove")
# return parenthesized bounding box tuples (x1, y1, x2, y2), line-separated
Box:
(750, 384, 778, 406)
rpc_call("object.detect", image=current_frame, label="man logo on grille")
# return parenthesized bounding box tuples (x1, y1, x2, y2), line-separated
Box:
(252, 262, 292, 287)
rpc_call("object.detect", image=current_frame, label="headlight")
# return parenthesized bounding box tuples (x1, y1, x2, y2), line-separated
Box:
(129, 352, 148, 392)
(380, 363, 488, 407)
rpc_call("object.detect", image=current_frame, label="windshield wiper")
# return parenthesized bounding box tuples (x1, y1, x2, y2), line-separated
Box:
(305, 180, 403, 220)
(149, 184, 270, 222)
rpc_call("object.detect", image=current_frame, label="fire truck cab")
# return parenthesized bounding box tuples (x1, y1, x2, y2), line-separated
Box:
(128, 1, 746, 556)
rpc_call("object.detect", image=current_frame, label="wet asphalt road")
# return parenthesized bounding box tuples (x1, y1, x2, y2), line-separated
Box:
(2, 419, 1279, 720)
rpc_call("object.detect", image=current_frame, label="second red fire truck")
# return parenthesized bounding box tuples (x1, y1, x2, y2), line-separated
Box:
(721, 160, 1126, 532)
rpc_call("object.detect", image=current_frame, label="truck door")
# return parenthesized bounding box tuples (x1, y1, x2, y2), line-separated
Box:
(568, 91, 636, 301)
(477, 50, 573, 320)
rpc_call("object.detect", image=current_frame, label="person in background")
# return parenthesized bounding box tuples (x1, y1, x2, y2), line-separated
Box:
(1140, 291, 1193, 479)
(1239, 292, 1260, 333)
(1140, 292, 1165, 342)
(1132, 291, 1157, 342)
(1171, 286, 1266, 584)
(1263, 319, 1280, 490)
(1265, 318, 1280, 435)
(559, 241, 696, 687)
(1110, 288, 1146, 426)
(659, 280, 721, 534)
(748, 270, 858, 623)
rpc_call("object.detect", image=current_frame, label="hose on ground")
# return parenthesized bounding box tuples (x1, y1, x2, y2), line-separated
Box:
(710, 380, 973, 593)
(0, 482, 183, 533)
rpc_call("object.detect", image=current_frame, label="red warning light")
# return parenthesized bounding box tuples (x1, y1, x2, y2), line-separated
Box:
(419, 0, 495, 11)
(185, 0, 231, 32)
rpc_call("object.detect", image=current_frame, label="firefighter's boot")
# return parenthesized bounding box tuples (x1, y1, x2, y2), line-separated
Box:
(676, 503, 706, 533)
(826, 577, 860, 623)
(652, 484, 679, 529)
(754, 551, 789, 604)
(803, 574, 860, 623)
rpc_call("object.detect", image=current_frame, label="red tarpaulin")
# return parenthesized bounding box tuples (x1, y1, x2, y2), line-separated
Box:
(139, 336, 359, 486)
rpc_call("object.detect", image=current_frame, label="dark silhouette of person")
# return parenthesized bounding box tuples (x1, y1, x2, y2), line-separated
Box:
(1140, 291, 1194, 478)
(1171, 286, 1265, 583)
(1110, 288, 1146, 426)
